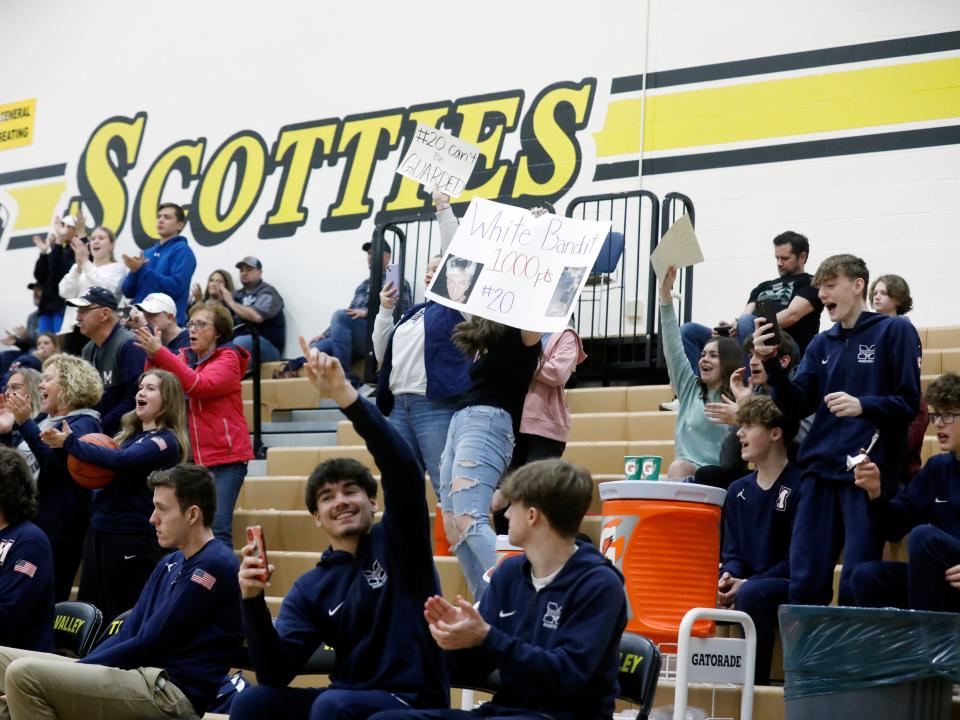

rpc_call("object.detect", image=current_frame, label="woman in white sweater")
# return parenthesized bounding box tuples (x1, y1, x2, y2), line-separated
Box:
(58, 226, 126, 353)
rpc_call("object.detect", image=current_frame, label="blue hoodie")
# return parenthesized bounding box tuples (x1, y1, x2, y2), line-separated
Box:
(449, 542, 627, 720)
(763, 312, 920, 496)
(121, 235, 197, 325)
(240, 395, 448, 709)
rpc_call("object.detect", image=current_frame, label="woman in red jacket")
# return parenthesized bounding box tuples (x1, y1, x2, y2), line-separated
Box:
(134, 300, 253, 547)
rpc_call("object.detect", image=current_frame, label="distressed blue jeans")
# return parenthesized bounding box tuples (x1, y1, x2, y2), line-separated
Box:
(439, 405, 515, 600)
(313, 309, 368, 384)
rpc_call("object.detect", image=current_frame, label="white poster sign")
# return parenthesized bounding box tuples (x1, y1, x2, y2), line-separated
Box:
(426, 198, 611, 332)
(685, 636, 750, 685)
(395, 122, 481, 197)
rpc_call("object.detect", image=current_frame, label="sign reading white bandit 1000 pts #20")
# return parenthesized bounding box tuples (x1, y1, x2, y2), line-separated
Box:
(395, 122, 481, 197)
(426, 198, 611, 332)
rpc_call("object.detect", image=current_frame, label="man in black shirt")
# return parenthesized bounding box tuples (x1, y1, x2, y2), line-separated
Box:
(679, 231, 823, 374)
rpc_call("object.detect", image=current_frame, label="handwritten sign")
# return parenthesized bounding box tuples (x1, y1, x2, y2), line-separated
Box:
(650, 214, 703, 280)
(426, 198, 611, 331)
(395, 122, 481, 197)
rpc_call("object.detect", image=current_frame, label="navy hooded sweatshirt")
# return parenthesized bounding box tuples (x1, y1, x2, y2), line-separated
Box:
(449, 542, 627, 720)
(0, 520, 55, 651)
(763, 311, 920, 497)
(869, 452, 960, 542)
(241, 395, 448, 709)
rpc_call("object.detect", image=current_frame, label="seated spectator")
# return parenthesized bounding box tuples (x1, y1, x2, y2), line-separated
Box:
(232, 347, 448, 720)
(33, 214, 82, 334)
(718, 396, 799, 685)
(216, 256, 286, 363)
(0, 332, 58, 392)
(121, 202, 197, 325)
(852, 372, 960, 611)
(57, 225, 126, 355)
(68, 287, 148, 436)
(371, 459, 627, 720)
(137, 301, 254, 547)
(0, 283, 40, 378)
(0, 368, 43, 479)
(0, 446, 55, 652)
(0, 463, 243, 719)
(2, 354, 102, 601)
(659, 265, 741, 478)
(42, 369, 188, 622)
(309, 241, 411, 387)
(870, 273, 927, 485)
(134, 292, 190, 354)
(679, 231, 823, 374)
(189, 268, 236, 307)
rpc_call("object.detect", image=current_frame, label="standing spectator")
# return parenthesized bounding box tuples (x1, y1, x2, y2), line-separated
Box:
(189, 268, 236, 307)
(137, 301, 254, 547)
(33, 214, 82, 334)
(870, 273, 927, 485)
(68, 287, 148, 436)
(3, 354, 103, 600)
(0, 368, 44, 480)
(659, 266, 742, 478)
(58, 225, 126, 355)
(42, 369, 188, 622)
(754, 254, 921, 605)
(218, 256, 286, 363)
(134, 293, 190, 354)
(0, 333, 58, 391)
(0, 446, 55, 652)
(121, 202, 197, 325)
(0, 284, 40, 377)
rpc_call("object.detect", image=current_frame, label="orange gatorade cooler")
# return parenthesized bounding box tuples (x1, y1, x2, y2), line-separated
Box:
(433, 504, 451, 556)
(599, 480, 726, 646)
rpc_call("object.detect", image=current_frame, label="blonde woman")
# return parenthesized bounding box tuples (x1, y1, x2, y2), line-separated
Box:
(43, 369, 187, 620)
(1, 354, 102, 600)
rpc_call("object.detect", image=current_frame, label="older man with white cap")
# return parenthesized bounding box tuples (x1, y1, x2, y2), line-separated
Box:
(214, 256, 286, 363)
(135, 292, 190, 353)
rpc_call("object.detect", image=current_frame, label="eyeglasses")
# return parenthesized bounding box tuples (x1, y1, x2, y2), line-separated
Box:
(931, 412, 957, 425)
(185, 320, 212, 330)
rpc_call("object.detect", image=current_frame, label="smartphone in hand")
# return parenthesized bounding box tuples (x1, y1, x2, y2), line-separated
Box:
(754, 300, 782, 344)
(385, 263, 400, 296)
(246, 525, 269, 581)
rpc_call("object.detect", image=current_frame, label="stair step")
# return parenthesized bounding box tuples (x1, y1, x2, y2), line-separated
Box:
(258, 433, 339, 448)
(261, 420, 341, 433)
(272, 406, 343, 422)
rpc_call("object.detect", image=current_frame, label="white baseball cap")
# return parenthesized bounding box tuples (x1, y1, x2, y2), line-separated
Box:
(135, 293, 177, 316)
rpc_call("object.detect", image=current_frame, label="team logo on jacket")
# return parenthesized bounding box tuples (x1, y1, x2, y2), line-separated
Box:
(542, 602, 562, 630)
(776, 487, 792, 511)
(363, 560, 387, 589)
(102, 370, 113, 384)
(0, 539, 12, 565)
(857, 345, 876, 364)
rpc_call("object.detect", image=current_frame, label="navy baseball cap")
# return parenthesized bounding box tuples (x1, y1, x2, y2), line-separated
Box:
(66, 286, 120, 311)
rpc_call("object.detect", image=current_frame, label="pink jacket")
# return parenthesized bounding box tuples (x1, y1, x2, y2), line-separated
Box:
(147, 343, 254, 467)
(519, 328, 587, 442)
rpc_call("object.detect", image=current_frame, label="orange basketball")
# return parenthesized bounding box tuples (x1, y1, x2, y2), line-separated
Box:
(67, 433, 118, 489)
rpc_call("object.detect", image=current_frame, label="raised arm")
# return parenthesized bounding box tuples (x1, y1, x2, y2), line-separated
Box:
(145, 343, 241, 400)
(657, 267, 698, 401)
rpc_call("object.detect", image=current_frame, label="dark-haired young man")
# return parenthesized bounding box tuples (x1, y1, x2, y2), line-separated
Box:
(232, 343, 447, 719)
(0, 446, 55, 651)
(371, 458, 627, 720)
(852, 372, 960, 611)
(121, 202, 197, 325)
(0, 463, 243, 720)
(753, 254, 921, 606)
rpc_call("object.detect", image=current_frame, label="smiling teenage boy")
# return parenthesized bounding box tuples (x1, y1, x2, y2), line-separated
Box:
(752, 254, 921, 606)
(232, 341, 447, 719)
(851, 372, 960, 611)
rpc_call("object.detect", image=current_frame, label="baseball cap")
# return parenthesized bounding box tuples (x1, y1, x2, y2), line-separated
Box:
(27, 282, 38, 290)
(135, 292, 177, 316)
(65, 286, 119, 311)
(361, 241, 390, 254)
(235, 256, 262, 269)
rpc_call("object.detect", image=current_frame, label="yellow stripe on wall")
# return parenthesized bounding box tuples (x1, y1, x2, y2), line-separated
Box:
(7, 182, 67, 229)
(594, 57, 960, 156)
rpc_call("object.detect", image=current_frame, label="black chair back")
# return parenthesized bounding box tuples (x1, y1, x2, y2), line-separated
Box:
(94, 608, 132, 649)
(301, 643, 337, 674)
(53, 601, 104, 658)
(617, 632, 661, 719)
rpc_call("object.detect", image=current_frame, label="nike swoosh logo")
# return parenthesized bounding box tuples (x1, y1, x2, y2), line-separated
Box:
(821, 357, 830, 364)
(935, 498, 949, 504)
(499, 610, 516, 618)
(123, 555, 137, 560)
(328, 602, 345, 616)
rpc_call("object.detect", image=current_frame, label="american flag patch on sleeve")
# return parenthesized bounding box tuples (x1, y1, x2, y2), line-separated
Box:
(191, 568, 216, 590)
(151, 435, 168, 451)
(14, 560, 37, 578)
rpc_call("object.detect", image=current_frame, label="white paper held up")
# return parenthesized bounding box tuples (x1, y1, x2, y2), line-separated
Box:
(650, 214, 703, 280)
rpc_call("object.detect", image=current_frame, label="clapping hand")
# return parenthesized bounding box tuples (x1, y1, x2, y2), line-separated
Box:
(423, 594, 489, 650)
(40, 421, 72, 449)
(705, 395, 739, 425)
(122, 252, 148, 273)
(0, 397, 15, 434)
(133, 326, 163, 357)
(4, 392, 32, 425)
(728, 367, 751, 402)
(71, 235, 91, 266)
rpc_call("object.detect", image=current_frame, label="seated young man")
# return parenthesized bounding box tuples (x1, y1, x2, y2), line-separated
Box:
(0, 447, 54, 652)
(232, 342, 448, 719)
(0, 463, 243, 720)
(371, 458, 627, 720)
(852, 372, 960, 611)
(718, 396, 800, 685)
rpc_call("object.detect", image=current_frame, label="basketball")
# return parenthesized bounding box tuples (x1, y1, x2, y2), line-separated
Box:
(67, 433, 118, 489)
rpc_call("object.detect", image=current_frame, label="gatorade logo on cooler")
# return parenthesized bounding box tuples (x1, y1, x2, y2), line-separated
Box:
(600, 519, 625, 563)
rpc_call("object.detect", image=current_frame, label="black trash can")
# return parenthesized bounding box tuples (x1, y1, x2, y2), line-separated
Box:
(779, 605, 960, 720)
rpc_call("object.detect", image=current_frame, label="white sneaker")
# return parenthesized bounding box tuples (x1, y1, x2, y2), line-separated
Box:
(659, 398, 679, 412)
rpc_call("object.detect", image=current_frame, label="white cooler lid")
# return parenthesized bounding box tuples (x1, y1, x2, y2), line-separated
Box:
(598, 480, 726, 507)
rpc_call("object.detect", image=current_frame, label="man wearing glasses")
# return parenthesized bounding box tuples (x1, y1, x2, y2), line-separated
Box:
(852, 372, 960, 611)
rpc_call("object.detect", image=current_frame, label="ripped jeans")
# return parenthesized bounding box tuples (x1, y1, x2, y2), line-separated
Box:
(438, 405, 515, 600)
